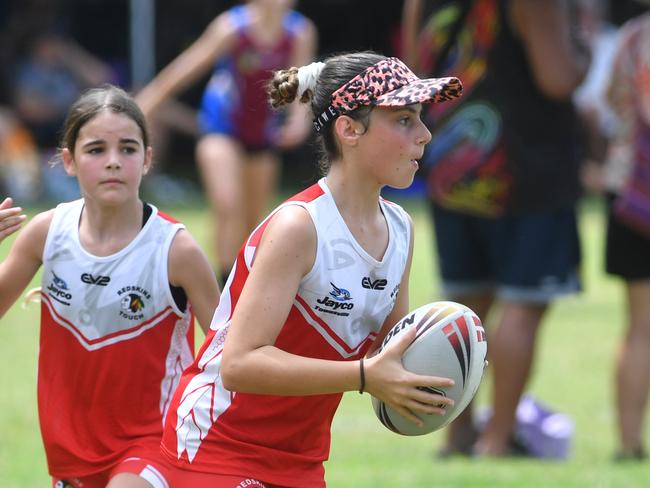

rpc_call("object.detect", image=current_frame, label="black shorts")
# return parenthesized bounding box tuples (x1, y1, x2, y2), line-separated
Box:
(606, 194, 650, 280)
(431, 202, 582, 303)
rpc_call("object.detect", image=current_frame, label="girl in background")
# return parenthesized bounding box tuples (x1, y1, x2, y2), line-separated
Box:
(0, 85, 219, 488)
(136, 0, 317, 285)
(598, 8, 650, 461)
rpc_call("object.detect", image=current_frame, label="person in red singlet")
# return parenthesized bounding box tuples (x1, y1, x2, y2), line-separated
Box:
(159, 51, 463, 488)
(0, 84, 220, 488)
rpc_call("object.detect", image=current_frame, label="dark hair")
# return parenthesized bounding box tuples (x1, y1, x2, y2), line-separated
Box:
(269, 51, 385, 174)
(58, 84, 150, 157)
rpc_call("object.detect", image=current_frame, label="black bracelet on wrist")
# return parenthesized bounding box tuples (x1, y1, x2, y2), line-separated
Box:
(358, 358, 365, 394)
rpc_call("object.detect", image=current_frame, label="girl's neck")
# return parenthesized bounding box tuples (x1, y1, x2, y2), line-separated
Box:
(246, 3, 286, 46)
(324, 170, 389, 262)
(325, 167, 382, 218)
(78, 198, 145, 257)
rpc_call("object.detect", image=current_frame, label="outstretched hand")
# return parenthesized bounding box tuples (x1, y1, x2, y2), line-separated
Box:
(0, 198, 26, 243)
(364, 327, 455, 427)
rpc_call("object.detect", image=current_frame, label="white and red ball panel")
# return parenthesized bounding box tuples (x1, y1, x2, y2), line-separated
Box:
(372, 301, 487, 436)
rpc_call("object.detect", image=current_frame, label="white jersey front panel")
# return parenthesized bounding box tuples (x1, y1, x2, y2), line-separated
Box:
(287, 178, 410, 357)
(41, 199, 185, 350)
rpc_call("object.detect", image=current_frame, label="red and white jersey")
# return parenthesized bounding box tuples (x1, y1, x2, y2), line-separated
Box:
(162, 179, 411, 487)
(39, 199, 194, 478)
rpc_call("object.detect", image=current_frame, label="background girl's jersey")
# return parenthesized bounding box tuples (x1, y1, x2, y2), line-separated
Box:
(39, 200, 194, 478)
(162, 179, 411, 487)
(198, 5, 309, 149)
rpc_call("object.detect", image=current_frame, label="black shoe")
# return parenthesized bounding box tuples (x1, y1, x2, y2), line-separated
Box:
(508, 435, 532, 457)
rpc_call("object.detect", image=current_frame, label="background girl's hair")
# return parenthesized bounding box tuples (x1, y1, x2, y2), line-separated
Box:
(58, 84, 150, 156)
(269, 51, 385, 174)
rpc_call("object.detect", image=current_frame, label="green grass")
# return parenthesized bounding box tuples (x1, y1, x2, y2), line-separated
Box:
(1, 196, 648, 487)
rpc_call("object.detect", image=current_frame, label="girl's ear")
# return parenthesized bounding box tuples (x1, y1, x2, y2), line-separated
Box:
(61, 148, 77, 176)
(143, 146, 153, 175)
(333, 115, 364, 147)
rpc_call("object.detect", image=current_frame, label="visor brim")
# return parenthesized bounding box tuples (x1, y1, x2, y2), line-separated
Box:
(374, 77, 463, 107)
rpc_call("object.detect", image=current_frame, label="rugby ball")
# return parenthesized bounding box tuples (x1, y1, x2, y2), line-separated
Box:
(372, 301, 487, 436)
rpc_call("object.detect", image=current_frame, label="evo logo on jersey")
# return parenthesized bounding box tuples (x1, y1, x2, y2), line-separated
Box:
(315, 282, 355, 316)
(47, 270, 72, 305)
(362, 277, 387, 290)
(81, 273, 111, 286)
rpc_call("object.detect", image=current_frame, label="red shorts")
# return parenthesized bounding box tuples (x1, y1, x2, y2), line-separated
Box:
(167, 471, 273, 488)
(168, 470, 291, 488)
(158, 456, 285, 488)
(51, 455, 171, 488)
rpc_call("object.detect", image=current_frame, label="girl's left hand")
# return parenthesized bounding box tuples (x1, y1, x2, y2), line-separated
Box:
(0, 198, 27, 243)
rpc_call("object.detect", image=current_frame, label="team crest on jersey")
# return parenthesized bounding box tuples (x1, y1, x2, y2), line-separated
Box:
(46, 270, 72, 306)
(117, 285, 151, 321)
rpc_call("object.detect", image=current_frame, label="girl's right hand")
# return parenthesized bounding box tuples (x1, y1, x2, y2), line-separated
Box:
(0, 198, 26, 243)
(364, 327, 456, 427)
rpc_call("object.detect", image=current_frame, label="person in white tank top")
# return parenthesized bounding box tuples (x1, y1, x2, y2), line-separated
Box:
(159, 52, 464, 487)
(0, 85, 220, 488)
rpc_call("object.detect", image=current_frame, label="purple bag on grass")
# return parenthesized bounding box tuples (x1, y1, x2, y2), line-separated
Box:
(475, 394, 574, 460)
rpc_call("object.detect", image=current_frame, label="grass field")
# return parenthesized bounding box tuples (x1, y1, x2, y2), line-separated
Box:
(1, 195, 648, 487)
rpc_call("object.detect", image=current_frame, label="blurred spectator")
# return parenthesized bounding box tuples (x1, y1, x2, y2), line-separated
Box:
(0, 108, 41, 203)
(589, 6, 650, 461)
(403, 0, 589, 457)
(12, 30, 115, 150)
(573, 0, 620, 187)
(9, 29, 115, 201)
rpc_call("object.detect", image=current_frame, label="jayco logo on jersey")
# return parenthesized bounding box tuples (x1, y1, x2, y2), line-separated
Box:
(315, 282, 354, 316)
(117, 285, 150, 321)
(46, 270, 72, 305)
(362, 277, 387, 290)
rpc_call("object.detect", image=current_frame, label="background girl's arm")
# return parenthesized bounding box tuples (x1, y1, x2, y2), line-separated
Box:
(0, 198, 26, 243)
(135, 12, 236, 116)
(277, 17, 318, 149)
(168, 229, 220, 334)
(0, 210, 52, 318)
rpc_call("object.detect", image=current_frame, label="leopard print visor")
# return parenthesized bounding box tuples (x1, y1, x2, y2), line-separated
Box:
(313, 57, 462, 132)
